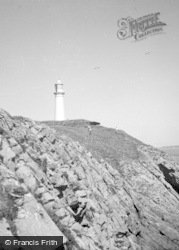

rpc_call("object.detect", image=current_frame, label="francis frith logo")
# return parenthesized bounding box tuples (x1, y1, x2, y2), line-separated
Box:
(117, 12, 166, 41)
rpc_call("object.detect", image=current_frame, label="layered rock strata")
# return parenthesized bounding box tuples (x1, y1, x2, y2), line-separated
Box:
(0, 109, 179, 249)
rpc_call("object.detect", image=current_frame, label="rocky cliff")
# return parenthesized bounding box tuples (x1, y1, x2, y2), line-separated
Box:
(1, 109, 179, 249)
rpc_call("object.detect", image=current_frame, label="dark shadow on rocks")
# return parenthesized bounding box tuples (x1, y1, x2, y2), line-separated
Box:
(158, 164, 179, 194)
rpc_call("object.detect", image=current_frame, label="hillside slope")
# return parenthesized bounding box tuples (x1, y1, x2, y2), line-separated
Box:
(1, 111, 179, 249)
(43, 120, 143, 164)
(44, 120, 179, 249)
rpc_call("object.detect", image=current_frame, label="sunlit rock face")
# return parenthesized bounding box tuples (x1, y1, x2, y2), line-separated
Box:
(1, 109, 179, 250)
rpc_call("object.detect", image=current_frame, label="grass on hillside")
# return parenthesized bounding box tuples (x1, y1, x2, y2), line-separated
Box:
(43, 121, 144, 169)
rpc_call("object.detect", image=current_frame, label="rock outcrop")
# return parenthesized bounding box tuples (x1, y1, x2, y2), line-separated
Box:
(1, 109, 179, 249)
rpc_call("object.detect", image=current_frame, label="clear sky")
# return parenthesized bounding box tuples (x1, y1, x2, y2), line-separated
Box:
(0, 0, 179, 147)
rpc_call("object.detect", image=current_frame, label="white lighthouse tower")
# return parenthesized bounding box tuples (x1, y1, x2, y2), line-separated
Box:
(54, 79, 65, 121)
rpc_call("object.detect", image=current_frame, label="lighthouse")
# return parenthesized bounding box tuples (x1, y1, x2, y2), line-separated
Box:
(54, 79, 65, 121)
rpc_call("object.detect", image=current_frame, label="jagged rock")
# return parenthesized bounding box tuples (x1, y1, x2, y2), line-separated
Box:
(7, 138, 18, 147)
(1, 109, 179, 249)
(0, 140, 16, 164)
(15, 193, 66, 240)
(35, 186, 46, 196)
(55, 208, 68, 219)
(14, 197, 24, 206)
(41, 192, 55, 204)
(75, 190, 87, 197)
(15, 163, 37, 191)
(0, 109, 14, 130)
